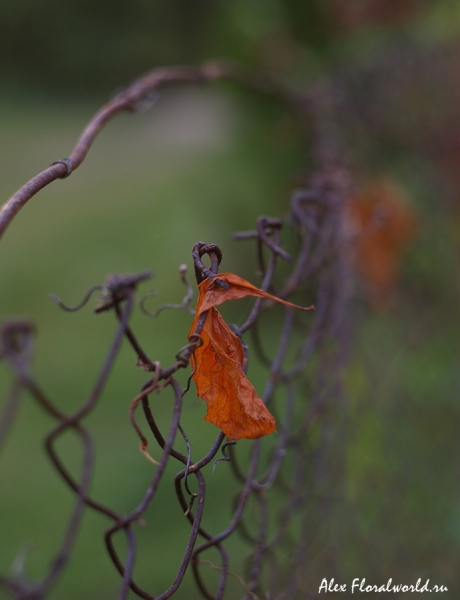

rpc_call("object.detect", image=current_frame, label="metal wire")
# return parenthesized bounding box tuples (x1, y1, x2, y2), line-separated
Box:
(0, 61, 352, 599)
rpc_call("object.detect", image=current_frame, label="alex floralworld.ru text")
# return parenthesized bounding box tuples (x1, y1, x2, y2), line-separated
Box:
(318, 578, 448, 593)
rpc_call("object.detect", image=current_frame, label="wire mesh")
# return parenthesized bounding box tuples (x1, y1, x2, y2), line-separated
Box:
(0, 62, 353, 600)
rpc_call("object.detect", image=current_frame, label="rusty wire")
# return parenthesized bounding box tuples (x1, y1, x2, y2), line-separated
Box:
(0, 62, 352, 599)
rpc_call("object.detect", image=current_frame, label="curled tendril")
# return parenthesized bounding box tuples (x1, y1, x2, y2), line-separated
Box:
(49, 285, 104, 312)
(175, 334, 203, 369)
(141, 265, 195, 318)
(181, 364, 196, 397)
(129, 362, 162, 466)
(50, 271, 153, 314)
(212, 440, 237, 473)
(178, 423, 198, 514)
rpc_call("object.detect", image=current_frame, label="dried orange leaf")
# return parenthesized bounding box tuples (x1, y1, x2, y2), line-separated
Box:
(194, 272, 314, 316)
(188, 273, 314, 440)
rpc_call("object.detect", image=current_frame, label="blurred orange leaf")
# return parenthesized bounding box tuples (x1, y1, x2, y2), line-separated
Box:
(188, 273, 314, 440)
(347, 180, 417, 306)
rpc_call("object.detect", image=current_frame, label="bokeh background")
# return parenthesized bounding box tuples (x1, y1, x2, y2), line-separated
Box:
(1, 1, 460, 598)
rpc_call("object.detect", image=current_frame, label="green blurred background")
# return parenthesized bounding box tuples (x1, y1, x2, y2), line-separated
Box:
(1, 1, 460, 598)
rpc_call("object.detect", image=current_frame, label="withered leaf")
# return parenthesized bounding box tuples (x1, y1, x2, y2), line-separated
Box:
(188, 273, 314, 440)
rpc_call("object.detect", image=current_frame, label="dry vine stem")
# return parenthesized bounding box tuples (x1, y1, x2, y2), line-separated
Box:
(0, 61, 301, 241)
(0, 61, 352, 599)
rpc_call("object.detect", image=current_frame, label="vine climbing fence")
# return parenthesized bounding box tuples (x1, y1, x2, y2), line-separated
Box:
(0, 62, 353, 599)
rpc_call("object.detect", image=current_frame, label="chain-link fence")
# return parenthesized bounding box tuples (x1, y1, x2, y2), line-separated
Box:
(0, 62, 356, 600)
